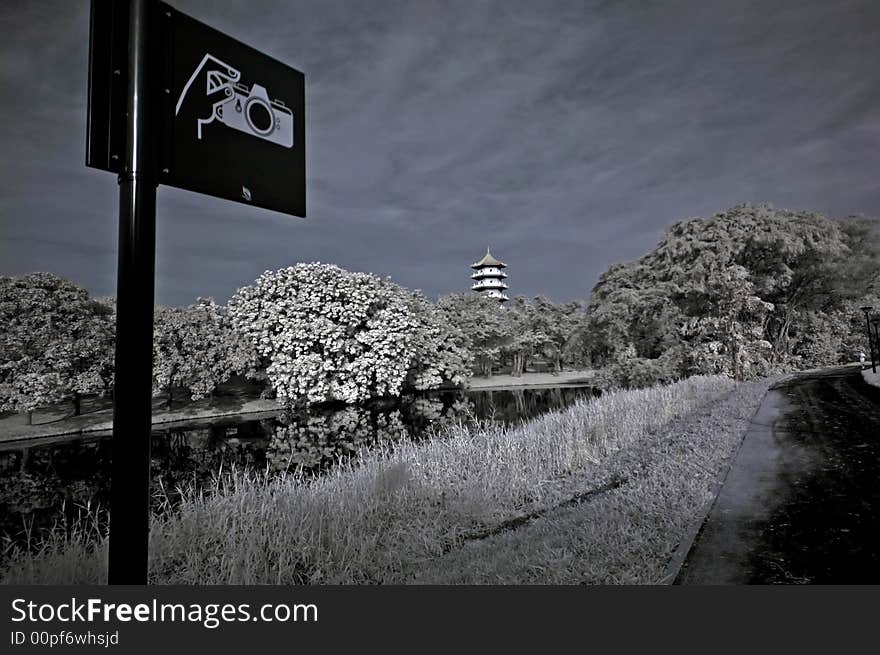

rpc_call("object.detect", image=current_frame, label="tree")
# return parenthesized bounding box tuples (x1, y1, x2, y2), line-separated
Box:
(437, 294, 586, 377)
(788, 309, 852, 369)
(152, 298, 259, 408)
(525, 297, 587, 373)
(0, 273, 115, 421)
(401, 292, 472, 390)
(228, 264, 470, 405)
(679, 264, 774, 380)
(587, 203, 880, 382)
(92, 298, 118, 396)
(501, 297, 529, 377)
(49, 298, 116, 415)
(436, 293, 513, 376)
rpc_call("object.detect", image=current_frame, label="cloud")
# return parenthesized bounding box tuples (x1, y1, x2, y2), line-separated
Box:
(2, 0, 879, 305)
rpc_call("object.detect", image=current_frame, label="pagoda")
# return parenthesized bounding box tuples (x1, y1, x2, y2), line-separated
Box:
(471, 248, 509, 302)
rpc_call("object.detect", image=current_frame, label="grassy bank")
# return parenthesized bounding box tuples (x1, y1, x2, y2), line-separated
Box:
(2, 375, 757, 584)
(410, 378, 772, 583)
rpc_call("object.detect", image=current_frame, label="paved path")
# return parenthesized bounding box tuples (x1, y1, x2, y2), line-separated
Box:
(675, 365, 880, 584)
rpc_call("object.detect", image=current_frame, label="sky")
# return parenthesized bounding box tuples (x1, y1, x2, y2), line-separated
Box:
(1, 0, 879, 306)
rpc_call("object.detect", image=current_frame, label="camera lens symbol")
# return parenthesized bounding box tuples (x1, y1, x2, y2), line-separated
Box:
(245, 97, 275, 136)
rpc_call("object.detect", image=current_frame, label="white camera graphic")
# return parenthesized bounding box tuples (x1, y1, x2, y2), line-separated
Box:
(176, 53, 294, 149)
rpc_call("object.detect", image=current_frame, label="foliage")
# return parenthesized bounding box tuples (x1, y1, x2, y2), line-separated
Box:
(587, 203, 880, 382)
(438, 293, 587, 376)
(500, 297, 541, 376)
(401, 292, 472, 391)
(505, 296, 587, 375)
(51, 298, 116, 411)
(152, 298, 259, 407)
(595, 351, 682, 390)
(437, 292, 513, 376)
(0, 273, 115, 417)
(228, 264, 470, 405)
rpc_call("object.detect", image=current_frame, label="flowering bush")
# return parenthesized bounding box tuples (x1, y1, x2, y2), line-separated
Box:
(228, 264, 470, 405)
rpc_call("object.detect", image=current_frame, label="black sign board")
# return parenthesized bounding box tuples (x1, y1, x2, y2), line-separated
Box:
(87, 0, 306, 584)
(87, 0, 306, 217)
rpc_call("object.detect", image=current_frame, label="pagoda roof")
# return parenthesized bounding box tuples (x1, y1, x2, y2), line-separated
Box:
(471, 249, 506, 269)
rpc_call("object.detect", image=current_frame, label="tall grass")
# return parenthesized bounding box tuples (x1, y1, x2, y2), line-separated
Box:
(1, 375, 737, 584)
(410, 379, 772, 584)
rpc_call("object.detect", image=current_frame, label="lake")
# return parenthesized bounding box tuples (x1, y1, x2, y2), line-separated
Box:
(0, 385, 597, 546)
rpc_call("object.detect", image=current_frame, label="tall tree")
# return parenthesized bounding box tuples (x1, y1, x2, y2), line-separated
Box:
(502, 297, 547, 377)
(0, 273, 115, 421)
(436, 293, 513, 376)
(587, 203, 880, 382)
(402, 292, 472, 390)
(152, 298, 259, 408)
(527, 297, 587, 373)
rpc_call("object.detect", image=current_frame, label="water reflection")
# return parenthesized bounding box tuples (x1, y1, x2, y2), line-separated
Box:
(267, 406, 406, 471)
(0, 386, 595, 545)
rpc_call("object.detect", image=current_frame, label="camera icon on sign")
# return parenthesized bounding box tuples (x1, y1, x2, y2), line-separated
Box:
(215, 82, 293, 148)
(175, 53, 294, 149)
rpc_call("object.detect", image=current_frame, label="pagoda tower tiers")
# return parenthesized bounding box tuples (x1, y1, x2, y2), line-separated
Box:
(471, 248, 509, 302)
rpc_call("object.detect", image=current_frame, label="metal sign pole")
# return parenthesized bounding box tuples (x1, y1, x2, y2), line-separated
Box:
(108, 0, 158, 585)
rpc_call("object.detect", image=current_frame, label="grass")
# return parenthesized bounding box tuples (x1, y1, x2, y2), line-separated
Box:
(409, 379, 772, 583)
(1, 374, 760, 585)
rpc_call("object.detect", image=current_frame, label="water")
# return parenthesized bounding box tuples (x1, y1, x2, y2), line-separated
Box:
(0, 385, 596, 545)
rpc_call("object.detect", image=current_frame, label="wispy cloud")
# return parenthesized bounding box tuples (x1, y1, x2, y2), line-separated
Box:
(2, 0, 879, 305)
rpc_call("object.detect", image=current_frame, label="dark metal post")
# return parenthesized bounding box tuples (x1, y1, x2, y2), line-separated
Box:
(109, 0, 158, 584)
(861, 306, 877, 375)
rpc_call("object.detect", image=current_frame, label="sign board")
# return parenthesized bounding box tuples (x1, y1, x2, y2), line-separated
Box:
(85, 0, 130, 175)
(87, 0, 306, 217)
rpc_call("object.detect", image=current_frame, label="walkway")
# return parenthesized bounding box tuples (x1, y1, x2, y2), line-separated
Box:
(675, 365, 880, 584)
